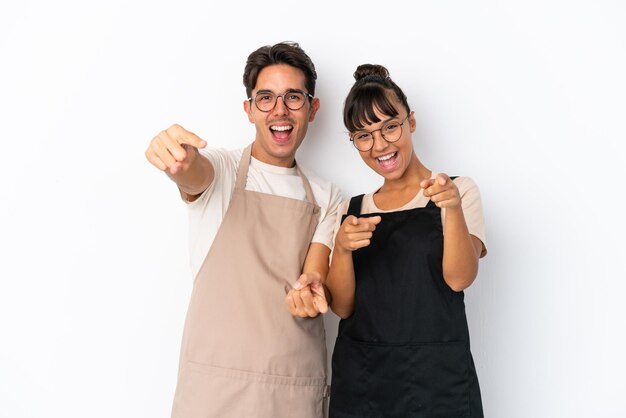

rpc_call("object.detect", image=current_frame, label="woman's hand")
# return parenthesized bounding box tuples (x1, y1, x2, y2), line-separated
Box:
(421, 173, 461, 209)
(335, 215, 382, 253)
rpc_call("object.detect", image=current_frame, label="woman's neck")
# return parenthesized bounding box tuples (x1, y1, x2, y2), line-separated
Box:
(374, 154, 431, 210)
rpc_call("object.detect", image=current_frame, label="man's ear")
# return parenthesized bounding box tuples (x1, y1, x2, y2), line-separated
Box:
(244, 100, 254, 123)
(308, 97, 320, 122)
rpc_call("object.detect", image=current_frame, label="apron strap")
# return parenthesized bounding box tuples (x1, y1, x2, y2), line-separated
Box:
(295, 165, 317, 206)
(234, 144, 253, 190)
(347, 194, 365, 217)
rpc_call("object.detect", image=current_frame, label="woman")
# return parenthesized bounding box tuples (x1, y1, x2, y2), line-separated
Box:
(326, 64, 487, 418)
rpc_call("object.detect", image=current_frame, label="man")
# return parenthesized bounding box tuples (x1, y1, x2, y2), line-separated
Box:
(145, 42, 342, 418)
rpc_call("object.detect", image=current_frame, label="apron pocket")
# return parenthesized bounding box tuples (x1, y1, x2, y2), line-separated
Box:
(331, 340, 471, 418)
(330, 339, 370, 417)
(405, 341, 471, 417)
(173, 361, 326, 418)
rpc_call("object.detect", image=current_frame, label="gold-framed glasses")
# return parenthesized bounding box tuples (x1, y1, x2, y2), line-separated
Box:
(349, 115, 410, 152)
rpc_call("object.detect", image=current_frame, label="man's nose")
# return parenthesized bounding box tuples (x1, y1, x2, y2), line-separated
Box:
(272, 96, 289, 115)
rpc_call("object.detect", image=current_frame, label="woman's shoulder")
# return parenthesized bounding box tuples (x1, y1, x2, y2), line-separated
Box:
(337, 189, 378, 216)
(448, 175, 481, 199)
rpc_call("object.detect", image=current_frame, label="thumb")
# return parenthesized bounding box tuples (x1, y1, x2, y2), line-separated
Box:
(436, 173, 449, 185)
(179, 132, 207, 149)
(292, 272, 319, 290)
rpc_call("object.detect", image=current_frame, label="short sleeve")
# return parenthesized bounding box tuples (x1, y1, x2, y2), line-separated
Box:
(450, 177, 488, 257)
(180, 147, 236, 205)
(311, 182, 345, 250)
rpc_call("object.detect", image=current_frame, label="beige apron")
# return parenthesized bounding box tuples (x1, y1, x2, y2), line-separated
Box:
(171, 144, 328, 418)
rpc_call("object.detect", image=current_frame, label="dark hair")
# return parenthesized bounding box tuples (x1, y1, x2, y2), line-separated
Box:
(343, 64, 411, 132)
(243, 41, 317, 99)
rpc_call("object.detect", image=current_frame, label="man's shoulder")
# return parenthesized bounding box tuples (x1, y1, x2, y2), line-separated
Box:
(198, 146, 243, 178)
(297, 164, 339, 191)
(297, 164, 344, 212)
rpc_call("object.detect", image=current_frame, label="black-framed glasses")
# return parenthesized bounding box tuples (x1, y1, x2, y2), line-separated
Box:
(349, 115, 410, 152)
(248, 89, 313, 112)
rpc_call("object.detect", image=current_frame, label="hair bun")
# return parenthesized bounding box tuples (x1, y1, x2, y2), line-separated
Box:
(353, 64, 390, 81)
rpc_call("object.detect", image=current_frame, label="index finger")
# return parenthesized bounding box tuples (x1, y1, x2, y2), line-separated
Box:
(314, 295, 328, 314)
(420, 178, 435, 189)
(357, 215, 381, 226)
(165, 124, 207, 149)
(292, 272, 321, 290)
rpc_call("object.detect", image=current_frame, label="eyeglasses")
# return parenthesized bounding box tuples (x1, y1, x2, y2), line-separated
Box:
(248, 89, 313, 112)
(349, 115, 410, 152)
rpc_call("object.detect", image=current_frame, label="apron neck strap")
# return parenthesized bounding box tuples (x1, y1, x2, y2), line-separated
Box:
(234, 143, 318, 207)
(347, 194, 365, 217)
(235, 144, 253, 190)
(295, 165, 317, 206)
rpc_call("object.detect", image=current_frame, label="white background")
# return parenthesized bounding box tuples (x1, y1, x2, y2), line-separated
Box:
(1, 0, 625, 417)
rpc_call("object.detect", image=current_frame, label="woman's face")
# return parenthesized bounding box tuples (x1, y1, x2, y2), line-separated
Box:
(352, 104, 416, 181)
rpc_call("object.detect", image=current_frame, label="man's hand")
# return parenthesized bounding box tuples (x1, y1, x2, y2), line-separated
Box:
(145, 124, 207, 175)
(285, 272, 328, 318)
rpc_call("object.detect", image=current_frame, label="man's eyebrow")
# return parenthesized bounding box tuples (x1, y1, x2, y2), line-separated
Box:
(255, 88, 304, 94)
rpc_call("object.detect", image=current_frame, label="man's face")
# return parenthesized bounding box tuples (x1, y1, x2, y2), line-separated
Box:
(244, 64, 319, 167)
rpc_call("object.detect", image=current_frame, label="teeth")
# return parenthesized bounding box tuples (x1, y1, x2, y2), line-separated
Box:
(271, 125, 292, 131)
(377, 152, 396, 161)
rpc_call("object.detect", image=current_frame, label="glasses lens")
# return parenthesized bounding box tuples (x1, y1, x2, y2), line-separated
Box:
(351, 132, 373, 151)
(255, 92, 277, 112)
(382, 120, 403, 142)
(284, 91, 306, 110)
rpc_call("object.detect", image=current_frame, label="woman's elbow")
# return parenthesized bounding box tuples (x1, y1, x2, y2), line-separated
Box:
(331, 303, 354, 319)
(447, 280, 473, 293)
(443, 269, 478, 292)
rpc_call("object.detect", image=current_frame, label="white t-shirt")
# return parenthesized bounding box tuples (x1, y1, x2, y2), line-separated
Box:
(334, 175, 488, 257)
(185, 147, 344, 277)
